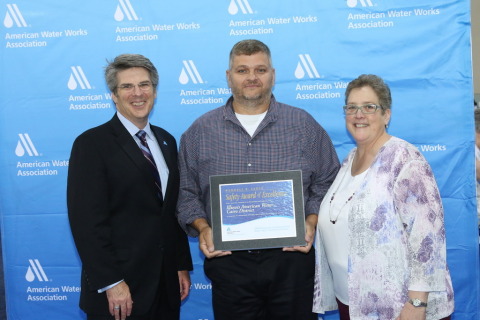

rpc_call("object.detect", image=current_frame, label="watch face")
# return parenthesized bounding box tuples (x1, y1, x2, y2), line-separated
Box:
(410, 298, 427, 307)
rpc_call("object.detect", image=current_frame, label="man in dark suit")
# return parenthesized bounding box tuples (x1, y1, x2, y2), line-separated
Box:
(67, 54, 192, 320)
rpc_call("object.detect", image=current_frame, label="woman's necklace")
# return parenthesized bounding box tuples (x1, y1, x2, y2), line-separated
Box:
(329, 145, 376, 224)
(328, 159, 358, 224)
(329, 191, 355, 224)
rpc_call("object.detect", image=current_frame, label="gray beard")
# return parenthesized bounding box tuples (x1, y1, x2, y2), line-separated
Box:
(237, 92, 270, 108)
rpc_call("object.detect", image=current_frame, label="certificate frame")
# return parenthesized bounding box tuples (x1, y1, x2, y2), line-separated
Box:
(209, 170, 305, 251)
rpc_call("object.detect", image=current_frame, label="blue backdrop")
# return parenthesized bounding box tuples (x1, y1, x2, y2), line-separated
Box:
(0, 0, 477, 319)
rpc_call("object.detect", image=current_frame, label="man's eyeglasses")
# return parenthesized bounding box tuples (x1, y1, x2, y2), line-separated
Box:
(117, 82, 153, 92)
(343, 103, 383, 115)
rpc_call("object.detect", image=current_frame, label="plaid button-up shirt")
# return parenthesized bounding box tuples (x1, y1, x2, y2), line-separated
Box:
(177, 95, 340, 237)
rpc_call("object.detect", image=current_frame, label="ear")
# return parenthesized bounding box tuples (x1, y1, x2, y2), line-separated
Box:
(112, 92, 118, 105)
(226, 69, 232, 87)
(384, 108, 391, 126)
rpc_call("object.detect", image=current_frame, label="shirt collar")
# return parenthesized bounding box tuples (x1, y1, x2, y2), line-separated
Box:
(223, 95, 278, 123)
(116, 111, 153, 138)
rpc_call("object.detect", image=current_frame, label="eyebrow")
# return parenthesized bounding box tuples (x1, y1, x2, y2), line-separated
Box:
(119, 80, 152, 85)
(235, 64, 269, 69)
(346, 101, 377, 105)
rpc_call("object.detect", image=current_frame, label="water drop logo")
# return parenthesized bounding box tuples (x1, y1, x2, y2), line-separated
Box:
(294, 54, 321, 79)
(15, 133, 39, 157)
(4, 4, 27, 28)
(25, 259, 49, 282)
(68, 66, 92, 90)
(179, 60, 204, 85)
(114, 0, 138, 21)
(228, 0, 253, 15)
(346, 0, 374, 8)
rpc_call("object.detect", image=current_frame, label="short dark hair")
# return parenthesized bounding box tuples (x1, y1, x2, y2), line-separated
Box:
(105, 54, 159, 94)
(229, 39, 272, 69)
(475, 109, 480, 133)
(345, 74, 392, 112)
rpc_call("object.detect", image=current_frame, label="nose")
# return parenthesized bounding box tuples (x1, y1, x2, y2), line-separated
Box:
(354, 108, 364, 117)
(246, 70, 258, 81)
(132, 84, 143, 95)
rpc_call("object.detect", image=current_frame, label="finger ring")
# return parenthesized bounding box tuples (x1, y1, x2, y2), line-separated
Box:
(114, 306, 120, 310)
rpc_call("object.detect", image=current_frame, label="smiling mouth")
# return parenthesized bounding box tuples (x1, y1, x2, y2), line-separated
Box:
(355, 124, 368, 127)
(132, 102, 145, 106)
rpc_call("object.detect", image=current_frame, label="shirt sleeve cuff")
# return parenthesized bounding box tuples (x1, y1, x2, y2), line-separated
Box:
(97, 280, 124, 293)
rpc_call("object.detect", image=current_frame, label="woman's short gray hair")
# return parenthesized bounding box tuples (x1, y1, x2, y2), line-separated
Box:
(345, 74, 392, 111)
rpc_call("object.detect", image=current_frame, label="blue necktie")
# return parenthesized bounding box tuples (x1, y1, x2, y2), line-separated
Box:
(136, 130, 163, 202)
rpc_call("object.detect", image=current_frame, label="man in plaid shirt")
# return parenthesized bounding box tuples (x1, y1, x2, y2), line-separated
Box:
(177, 39, 339, 320)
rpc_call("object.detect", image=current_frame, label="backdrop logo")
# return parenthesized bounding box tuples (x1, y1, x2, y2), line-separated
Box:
(68, 66, 92, 90)
(25, 259, 49, 282)
(4, 4, 27, 28)
(346, 0, 374, 8)
(15, 133, 39, 157)
(294, 54, 320, 79)
(228, 0, 254, 15)
(114, 0, 139, 21)
(179, 60, 204, 84)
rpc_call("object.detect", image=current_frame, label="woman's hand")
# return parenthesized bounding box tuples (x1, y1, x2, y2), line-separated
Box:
(396, 302, 426, 320)
(396, 292, 428, 320)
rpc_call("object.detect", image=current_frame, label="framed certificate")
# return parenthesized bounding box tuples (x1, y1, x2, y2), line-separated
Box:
(209, 170, 306, 251)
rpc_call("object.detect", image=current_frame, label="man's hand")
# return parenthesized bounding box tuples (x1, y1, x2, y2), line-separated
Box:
(106, 281, 133, 320)
(178, 270, 191, 301)
(283, 214, 317, 253)
(192, 218, 231, 258)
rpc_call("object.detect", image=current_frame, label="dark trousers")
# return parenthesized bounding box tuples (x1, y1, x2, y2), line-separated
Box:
(204, 248, 318, 320)
(336, 298, 451, 320)
(88, 273, 178, 320)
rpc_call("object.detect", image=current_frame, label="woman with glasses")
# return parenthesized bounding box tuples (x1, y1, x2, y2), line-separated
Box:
(313, 74, 454, 320)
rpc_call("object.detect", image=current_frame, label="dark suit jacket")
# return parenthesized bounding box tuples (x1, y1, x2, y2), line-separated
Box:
(67, 114, 192, 316)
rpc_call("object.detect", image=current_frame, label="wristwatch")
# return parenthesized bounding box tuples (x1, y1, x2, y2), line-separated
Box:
(409, 298, 428, 308)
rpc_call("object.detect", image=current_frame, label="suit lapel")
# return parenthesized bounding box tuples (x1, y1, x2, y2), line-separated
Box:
(108, 115, 161, 202)
(151, 126, 174, 204)
(151, 128, 174, 170)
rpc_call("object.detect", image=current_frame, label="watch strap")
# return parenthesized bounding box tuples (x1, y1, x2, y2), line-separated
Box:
(409, 298, 428, 308)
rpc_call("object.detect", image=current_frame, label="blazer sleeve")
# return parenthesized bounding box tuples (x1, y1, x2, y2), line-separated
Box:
(175, 221, 193, 271)
(67, 132, 124, 291)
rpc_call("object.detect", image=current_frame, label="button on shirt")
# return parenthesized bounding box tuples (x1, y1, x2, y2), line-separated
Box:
(177, 95, 340, 236)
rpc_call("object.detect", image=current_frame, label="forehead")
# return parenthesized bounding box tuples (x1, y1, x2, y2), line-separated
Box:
(347, 86, 379, 103)
(231, 52, 270, 67)
(116, 67, 150, 82)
